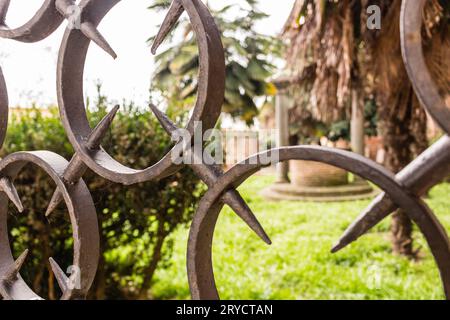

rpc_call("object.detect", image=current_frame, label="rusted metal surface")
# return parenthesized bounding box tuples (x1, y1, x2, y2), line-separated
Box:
(400, 0, 450, 135)
(0, 68, 7, 150)
(333, 136, 450, 253)
(187, 147, 450, 299)
(148, 104, 271, 244)
(0, 0, 448, 300)
(56, 0, 268, 241)
(186, 0, 450, 300)
(0, 152, 99, 300)
(332, 1, 450, 253)
(0, 0, 116, 57)
(0, 0, 64, 42)
(57, 0, 225, 185)
(45, 105, 120, 216)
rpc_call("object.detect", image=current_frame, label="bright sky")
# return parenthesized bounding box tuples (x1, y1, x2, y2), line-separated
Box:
(0, 0, 292, 108)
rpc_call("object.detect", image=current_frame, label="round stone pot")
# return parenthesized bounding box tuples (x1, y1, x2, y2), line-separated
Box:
(290, 160, 349, 187)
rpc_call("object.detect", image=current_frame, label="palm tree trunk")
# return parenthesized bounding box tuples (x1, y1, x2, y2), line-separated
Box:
(391, 210, 413, 256)
(379, 89, 428, 258)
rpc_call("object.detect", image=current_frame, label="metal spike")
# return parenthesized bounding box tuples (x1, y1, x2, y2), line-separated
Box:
(191, 159, 272, 245)
(149, 104, 178, 134)
(45, 154, 84, 218)
(150, 105, 271, 245)
(191, 165, 272, 244)
(80, 21, 117, 59)
(49, 258, 69, 293)
(2, 249, 28, 282)
(86, 105, 120, 149)
(223, 190, 272, 245)
(331, 193, 396, 253)
(0, 177, 23, 212)
(332, 135, 450, 253)
(151, 0, 184, 55)
(46, 106, 120, 217)
(45, 190, 63, 217)
(193, 151, 272, 244)
(0, 0, 10, 26)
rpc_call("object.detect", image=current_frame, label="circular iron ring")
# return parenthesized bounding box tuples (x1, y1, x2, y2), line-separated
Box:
(0, 67, 8, 150)
(400, 0, 450, 135)
(0, 151, 99, 300)
(0, 0, 65, 42)
(187, 146, 450, 300)
(57, 0, 225, 185)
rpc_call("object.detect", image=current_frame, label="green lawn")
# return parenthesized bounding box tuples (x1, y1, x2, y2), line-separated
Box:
(152, 175, 450, 300)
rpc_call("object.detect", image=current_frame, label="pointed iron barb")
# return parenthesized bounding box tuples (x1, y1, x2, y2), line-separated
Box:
(0, 177, 23, 212)
(332, 135, 450, 253)
(49, 257, 69, 293)
(86, 105, 120, 149)
(46, 106, 120, 217)
(149, 104, 271, 244)
(151, 0, 184, 55)
(2, 249, 29, 283)
(80, 21, 117, 59)
(55, 0, 117, 59)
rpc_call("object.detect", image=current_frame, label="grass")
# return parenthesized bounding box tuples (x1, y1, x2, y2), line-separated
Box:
(152, 175, 450, 300)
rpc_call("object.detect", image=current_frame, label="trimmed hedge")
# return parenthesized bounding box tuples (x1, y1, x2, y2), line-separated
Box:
(1, 99, 203, 299)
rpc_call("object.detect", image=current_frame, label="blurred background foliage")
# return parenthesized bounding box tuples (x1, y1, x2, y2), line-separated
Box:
(282, 0, 449, 257)
(148, 0, 281, 124)
(1, 86, 204, 299)
(1, 0, 447, 301)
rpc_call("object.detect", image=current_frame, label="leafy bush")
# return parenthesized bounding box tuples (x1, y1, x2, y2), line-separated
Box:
(1, 97, 203, 299)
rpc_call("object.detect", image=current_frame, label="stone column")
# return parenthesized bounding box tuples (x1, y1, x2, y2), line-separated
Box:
(275, 92, 290, 183)
(351, 88, 365, 156)
(351, 88, 367, 185)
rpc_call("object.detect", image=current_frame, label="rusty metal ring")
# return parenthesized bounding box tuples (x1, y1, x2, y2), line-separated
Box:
(0, 67, 8, 150)
(0, 151, 99, 300)
(187, 146, 450, 300)
(400, 0, 450, 135)
(57, 0, 225, 185)
(0, 0, 65, 42)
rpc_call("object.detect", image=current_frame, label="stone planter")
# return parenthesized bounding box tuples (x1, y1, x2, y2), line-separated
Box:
(289, 160, 349, 187)
(262, 141, 377, 202)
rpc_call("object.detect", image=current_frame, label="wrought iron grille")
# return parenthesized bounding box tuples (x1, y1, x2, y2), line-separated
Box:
(0, 0, 448, 300)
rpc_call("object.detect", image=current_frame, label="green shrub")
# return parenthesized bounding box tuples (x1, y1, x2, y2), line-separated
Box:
(1, 99, 203, 299)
